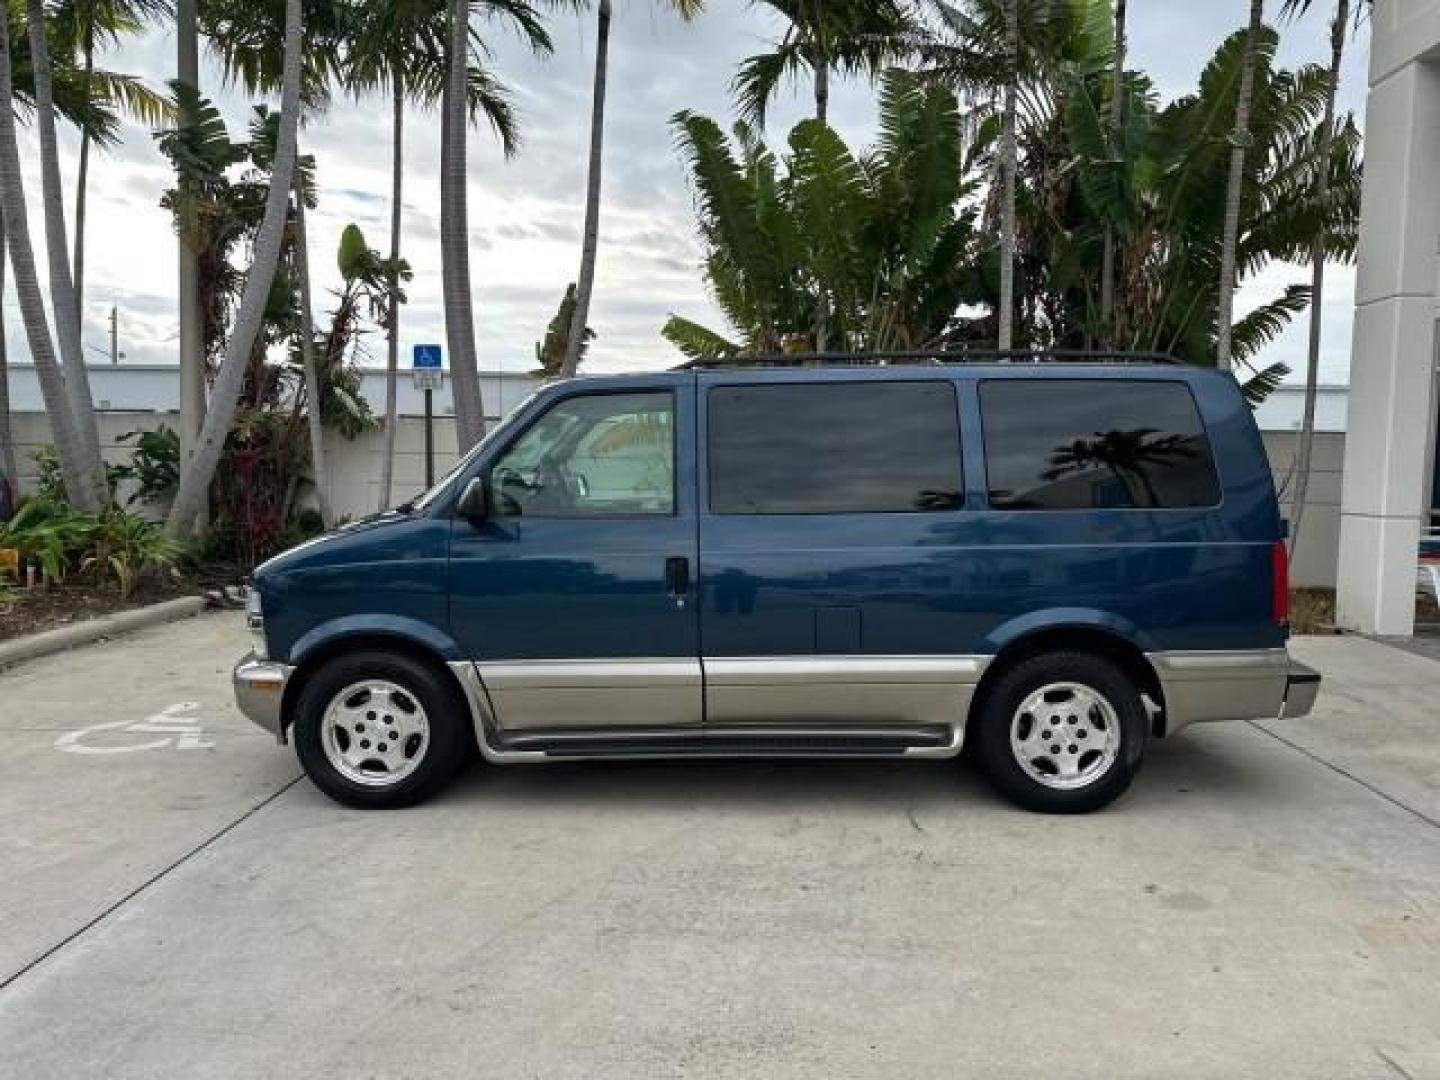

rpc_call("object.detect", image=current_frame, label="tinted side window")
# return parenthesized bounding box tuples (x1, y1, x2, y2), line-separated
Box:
(708, 382, 963, 515)
(980, 380, 1221, 510)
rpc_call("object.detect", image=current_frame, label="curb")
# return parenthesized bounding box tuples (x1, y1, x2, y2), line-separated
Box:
(0, 595, 211, 670)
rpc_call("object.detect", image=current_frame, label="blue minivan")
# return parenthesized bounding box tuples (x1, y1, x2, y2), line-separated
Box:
(234, 357, 1320, 813)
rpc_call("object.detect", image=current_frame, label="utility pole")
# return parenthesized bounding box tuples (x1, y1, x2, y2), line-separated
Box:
(109, 305, 119, 364)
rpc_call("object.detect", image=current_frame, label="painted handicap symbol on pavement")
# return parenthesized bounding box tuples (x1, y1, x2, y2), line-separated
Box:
(54, 702, 216, 755)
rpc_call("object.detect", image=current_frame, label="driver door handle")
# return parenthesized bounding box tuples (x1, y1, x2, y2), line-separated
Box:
(665, 556, 691, 601)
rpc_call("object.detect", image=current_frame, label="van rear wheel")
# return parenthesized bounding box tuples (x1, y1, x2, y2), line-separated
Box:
(293, 651, 469, 809)
(972, 651, 1147, 813)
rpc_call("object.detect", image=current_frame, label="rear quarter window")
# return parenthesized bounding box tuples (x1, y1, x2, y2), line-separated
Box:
(979, 379, 1221, 510)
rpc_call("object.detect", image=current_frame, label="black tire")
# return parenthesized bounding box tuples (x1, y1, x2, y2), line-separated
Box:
(971, 651, 1147, 813)
(293, 650, 470, 809)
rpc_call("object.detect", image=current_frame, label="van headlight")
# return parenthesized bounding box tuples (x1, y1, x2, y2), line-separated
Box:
(246, 589, 268, 660)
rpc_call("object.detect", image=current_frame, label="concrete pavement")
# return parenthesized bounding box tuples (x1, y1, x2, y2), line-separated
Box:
(1, 617, 1438, 1078)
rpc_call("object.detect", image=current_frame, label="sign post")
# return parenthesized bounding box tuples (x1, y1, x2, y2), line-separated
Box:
(412, 345, 444, 487)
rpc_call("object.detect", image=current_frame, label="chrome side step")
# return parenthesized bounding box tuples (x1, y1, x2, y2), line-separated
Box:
(501, 724, 955, 758)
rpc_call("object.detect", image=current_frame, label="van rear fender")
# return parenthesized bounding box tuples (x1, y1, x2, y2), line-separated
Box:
(981, 608, 1159, 657)
(975, 609, 1167, 734)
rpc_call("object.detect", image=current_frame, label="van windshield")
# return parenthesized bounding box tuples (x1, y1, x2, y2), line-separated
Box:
(400, 393, 539, 514)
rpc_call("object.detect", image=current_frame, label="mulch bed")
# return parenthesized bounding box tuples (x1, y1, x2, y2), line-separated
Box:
(1419, 592, 1440, 632)
(0, 578, 198, 644)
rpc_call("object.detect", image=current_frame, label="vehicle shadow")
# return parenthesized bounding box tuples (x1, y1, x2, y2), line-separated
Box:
(422, 727, 1280, 816)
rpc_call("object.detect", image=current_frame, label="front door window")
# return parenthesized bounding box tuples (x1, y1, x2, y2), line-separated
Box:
(490, 392, 675, 518)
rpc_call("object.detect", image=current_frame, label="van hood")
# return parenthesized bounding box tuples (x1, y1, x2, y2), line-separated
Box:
(252, 510, 417, 580)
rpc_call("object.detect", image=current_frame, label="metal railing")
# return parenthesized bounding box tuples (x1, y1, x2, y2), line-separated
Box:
(672, 348, 1181, 371)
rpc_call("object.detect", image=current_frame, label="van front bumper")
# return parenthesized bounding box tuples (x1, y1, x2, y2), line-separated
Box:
(233, 654, 293, 743)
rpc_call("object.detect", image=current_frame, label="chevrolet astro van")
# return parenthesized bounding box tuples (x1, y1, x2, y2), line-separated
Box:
(234, 356, 1320, 813)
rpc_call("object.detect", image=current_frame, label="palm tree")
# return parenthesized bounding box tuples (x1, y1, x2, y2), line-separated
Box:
(0, 8, 99, 510)
(442, 0, 482, 450)
(734, 0, 914, 127)
(0, 213, 17, 492)
(289, 148, 331, 527)
(4, 2, 151, 497)
(539, 283, 592, 377)
(1280, 0, 1360, 553)
(1215, 0, 1265, 372)
(997, 0, 1017, 350)
(911, 3, 1354, 400)
(1099, 0, 1125, 342)
(175, 0, 203, 505)
(58, 0, 172, 320)
(346, 0, 538, 508)
(559, 0, 702, 378)
(205, 0, 358, 524)
(23, 0, 108, 508)
(165, 0, 303, 540)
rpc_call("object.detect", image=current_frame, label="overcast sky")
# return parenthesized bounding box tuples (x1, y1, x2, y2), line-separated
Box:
(2, 1, 1370, 383)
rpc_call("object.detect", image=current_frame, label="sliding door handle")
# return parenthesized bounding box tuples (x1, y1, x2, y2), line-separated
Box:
(665, 556, 691, 598)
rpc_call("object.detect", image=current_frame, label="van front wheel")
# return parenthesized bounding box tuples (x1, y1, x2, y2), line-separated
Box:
(293, 651, 469, 809)
(972, 652, 1147, 813)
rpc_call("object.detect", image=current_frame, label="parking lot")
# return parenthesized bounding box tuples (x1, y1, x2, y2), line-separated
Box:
(1, 613, 1438, 1078)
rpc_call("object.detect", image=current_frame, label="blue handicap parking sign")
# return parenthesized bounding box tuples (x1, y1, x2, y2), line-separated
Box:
(413, 344, 443, 369)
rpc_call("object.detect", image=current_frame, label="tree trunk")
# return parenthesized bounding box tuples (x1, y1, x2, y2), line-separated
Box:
(1216, 0, 1264, 372)
(814, 55, 829, 125)
(1100, 0, 1126, 345)
(1289, 0, 1348, 556)
(441, 0, 487, 450)
(26, 0, 107, 509)
(176, 0, 205, 523)
(292, 168, 331, 528)
(72, 28, 93, 323)
(562, 0, 610, 380)
(378, 74, 404, 510)
(0, 211, 19, 492)
(165, 0, 304, 540)
(0, 17, 93, 510)
(997, 0, 1018, 352)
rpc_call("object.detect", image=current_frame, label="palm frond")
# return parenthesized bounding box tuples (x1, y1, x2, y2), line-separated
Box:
(1231, 283, 1312, 365)
(662, 315, 740, 362)
(1240, 360, 1291, 406)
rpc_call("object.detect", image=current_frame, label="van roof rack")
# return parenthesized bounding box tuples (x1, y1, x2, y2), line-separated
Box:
(673, 349, 1180, 371)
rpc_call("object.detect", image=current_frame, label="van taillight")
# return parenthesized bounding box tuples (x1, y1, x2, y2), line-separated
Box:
(1272, 540, 1290, 627)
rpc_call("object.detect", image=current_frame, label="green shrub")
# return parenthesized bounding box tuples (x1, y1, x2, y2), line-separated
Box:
(0, 500, 182, 597)
(0, 499, 94, 583)
(32, 428, 181, 509)
(112, 427, 181, 506)
(82, 510, 183, 598)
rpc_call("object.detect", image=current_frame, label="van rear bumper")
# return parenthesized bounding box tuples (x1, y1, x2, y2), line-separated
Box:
(1282, 660, 1321, 720)
(1148, 649, 1319, 735)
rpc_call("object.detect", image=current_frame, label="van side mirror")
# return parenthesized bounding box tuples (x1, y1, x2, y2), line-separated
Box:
(456, 477, 490, 521)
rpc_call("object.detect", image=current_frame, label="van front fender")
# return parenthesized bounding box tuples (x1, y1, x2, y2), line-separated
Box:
(286, 614, 467, 668)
